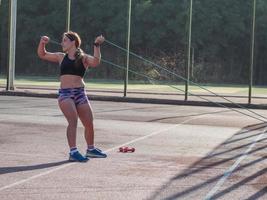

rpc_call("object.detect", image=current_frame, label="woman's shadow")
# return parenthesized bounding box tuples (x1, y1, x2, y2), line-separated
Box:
(0, 160, 69, 175)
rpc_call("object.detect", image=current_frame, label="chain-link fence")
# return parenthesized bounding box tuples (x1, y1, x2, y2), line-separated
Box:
(1, 0, 267, 102)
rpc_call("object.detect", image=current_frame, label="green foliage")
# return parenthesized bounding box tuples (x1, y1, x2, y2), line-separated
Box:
(1, 0, 267, 85)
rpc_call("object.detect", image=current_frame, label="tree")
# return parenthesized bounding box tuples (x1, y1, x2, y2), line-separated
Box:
(1, 0, 267, 84)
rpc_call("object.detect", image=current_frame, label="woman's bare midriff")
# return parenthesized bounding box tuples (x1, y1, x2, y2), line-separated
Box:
(60, 75, 85, 89)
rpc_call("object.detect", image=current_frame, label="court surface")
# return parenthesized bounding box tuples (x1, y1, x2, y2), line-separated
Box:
(0, 95, 267, 200)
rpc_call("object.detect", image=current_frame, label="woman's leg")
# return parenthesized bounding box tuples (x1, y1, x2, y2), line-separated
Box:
(58, 99, 78, 148)
(76, 102, 94, 146)
(57, 89, 88, 162)
(77, 102, 107, 158)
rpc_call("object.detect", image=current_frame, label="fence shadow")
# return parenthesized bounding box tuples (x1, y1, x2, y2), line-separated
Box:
(147, 122, 267, 200)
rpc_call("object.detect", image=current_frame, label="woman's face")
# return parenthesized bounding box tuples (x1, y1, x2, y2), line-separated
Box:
(61, 36, 75, 52)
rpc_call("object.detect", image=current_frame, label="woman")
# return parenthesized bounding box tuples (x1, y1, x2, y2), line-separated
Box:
(37, 31, 107, 162)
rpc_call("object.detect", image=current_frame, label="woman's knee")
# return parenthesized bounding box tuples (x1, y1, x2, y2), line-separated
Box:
(83, 119, 94, 129)
(68, 120, 78, 128)
(67, 119, 78, 128)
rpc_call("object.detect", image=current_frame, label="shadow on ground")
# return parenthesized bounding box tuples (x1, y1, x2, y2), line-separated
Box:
(0, 160, 69, 175)
(147, 122, 267, 200)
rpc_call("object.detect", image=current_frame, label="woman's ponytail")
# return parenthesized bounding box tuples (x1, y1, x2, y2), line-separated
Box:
(74, 48, 84, 67)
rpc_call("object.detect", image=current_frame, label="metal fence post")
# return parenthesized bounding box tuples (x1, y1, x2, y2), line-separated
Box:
(6, 0, 17, 91)
(66, 0, 71, 31)
(124, 0, 132, 97)
(185, 0, 193, 101)
(249, 0, 256, 104)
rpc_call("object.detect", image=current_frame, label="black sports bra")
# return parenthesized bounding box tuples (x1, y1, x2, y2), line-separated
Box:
(60, 54, 86, 77)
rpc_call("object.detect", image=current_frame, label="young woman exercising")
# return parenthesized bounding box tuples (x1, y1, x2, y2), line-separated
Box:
(37, 31, 107, 162)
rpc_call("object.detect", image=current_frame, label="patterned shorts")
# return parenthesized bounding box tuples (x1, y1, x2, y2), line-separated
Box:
(58, 87, 89, 106)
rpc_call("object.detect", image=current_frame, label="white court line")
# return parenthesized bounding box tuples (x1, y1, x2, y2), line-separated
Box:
(204, 128, 267, 200)
(0, 114, 215, 192)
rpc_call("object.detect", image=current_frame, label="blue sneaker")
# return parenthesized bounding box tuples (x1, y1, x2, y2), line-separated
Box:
(85, 148, 107, 158)
(69, 151, 89, 162)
